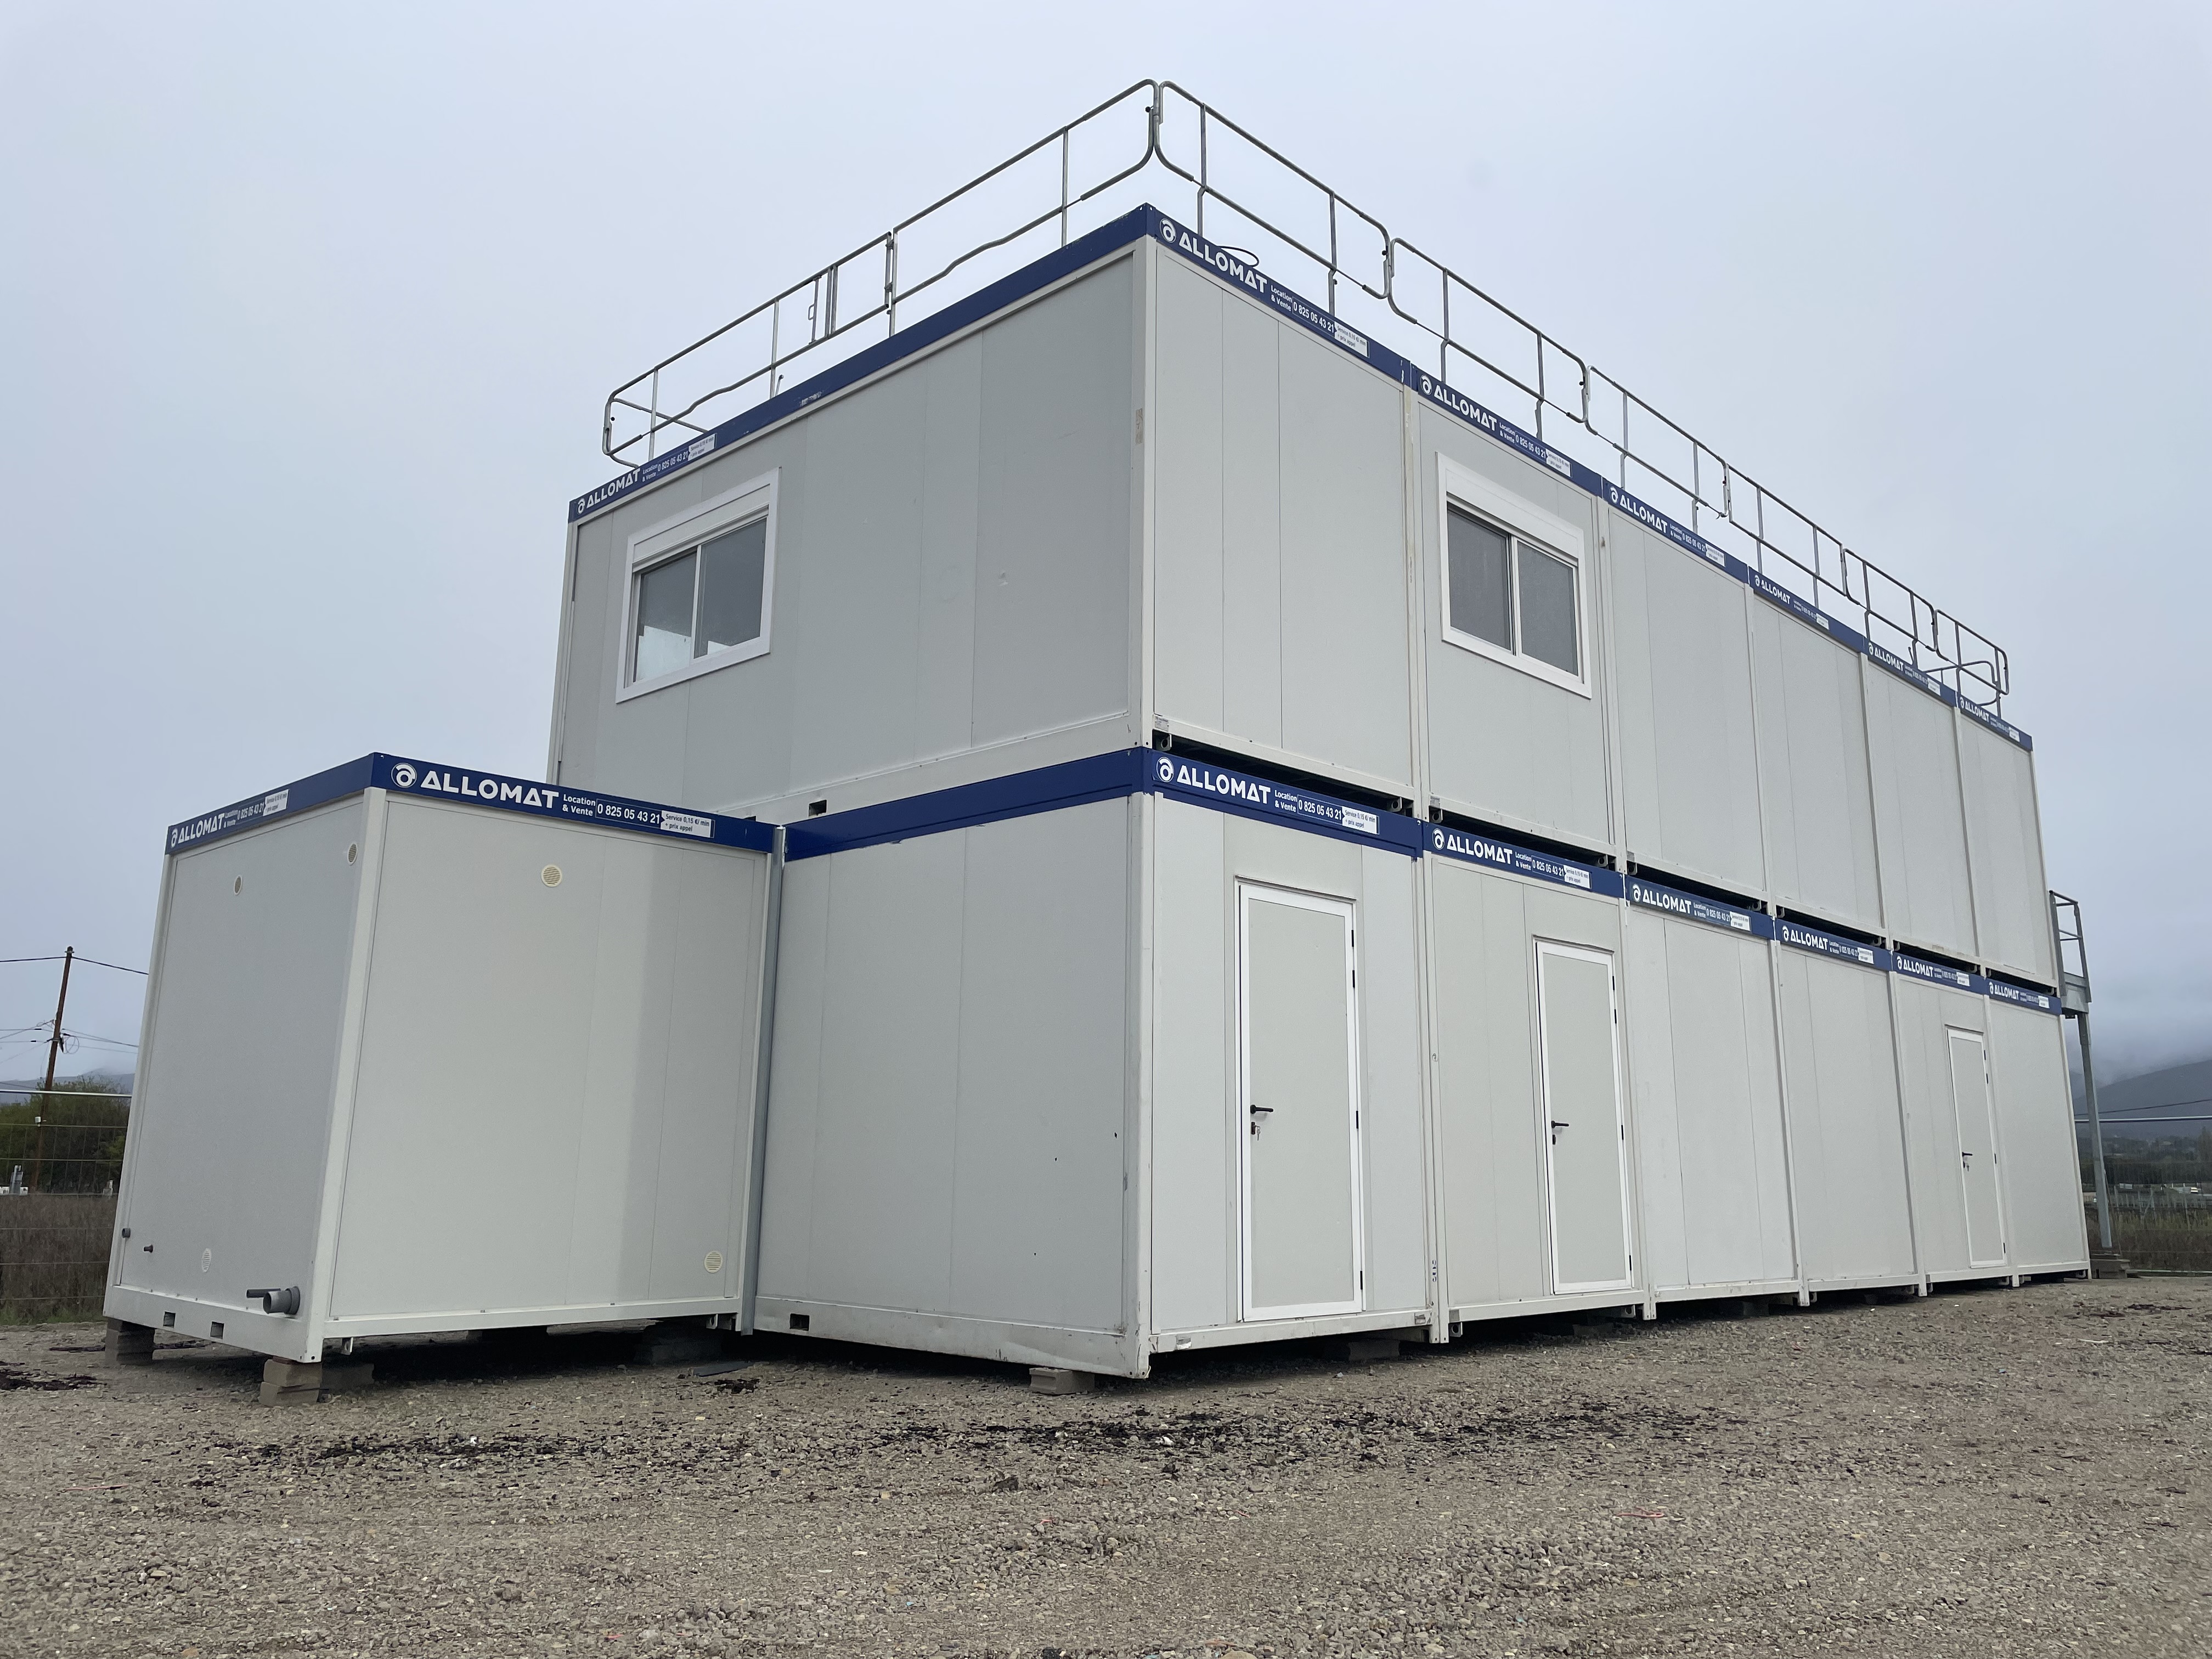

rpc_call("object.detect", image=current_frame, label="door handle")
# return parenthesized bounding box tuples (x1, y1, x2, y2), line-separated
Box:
(1248, 1103, 1274, 1137)
(1549, 1119, 1570, 1144)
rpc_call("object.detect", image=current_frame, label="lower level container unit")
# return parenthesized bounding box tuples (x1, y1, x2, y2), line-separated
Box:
(109, 746, 2086, 1380)
(754, 749, 1435, 1378)
(105, 756, 777, 1364)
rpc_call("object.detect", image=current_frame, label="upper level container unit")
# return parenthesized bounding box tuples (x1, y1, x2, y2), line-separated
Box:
(551, 82, 2055, 989)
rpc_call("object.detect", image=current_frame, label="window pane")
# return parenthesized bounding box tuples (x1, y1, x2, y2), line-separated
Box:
(1446, 507, 1513, 649)
(1517, 543, 1580, 676)
(695, 518, 767, 656)
(633, 550, 697, 682)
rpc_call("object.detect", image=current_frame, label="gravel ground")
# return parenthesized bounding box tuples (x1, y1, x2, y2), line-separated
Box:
(2, 1278, 2207, 1658)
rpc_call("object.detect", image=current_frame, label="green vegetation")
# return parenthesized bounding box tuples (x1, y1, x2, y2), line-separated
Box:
(0, 1077, 129, 1194)
(2106, 1204, 2212, 1274)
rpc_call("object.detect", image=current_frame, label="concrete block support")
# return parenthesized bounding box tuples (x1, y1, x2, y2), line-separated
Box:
(107, 1318, 155, 1366)
(637, 1324, 727, 1367)
(1321, 1336, 1406, 1363)
(319, 1360, 375, 1393)
(260, 1359, 324, 1407)
(1029, 1367, 1098, 1395)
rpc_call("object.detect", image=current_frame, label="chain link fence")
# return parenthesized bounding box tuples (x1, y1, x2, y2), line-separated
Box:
(0, 1080, 125, 1322)
(2094, 1189, 2212, 1273)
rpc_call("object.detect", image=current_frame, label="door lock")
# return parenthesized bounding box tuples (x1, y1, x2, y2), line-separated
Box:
(1248, 1103, 1274, 1136)
(1549, 1119, 1570, 1144)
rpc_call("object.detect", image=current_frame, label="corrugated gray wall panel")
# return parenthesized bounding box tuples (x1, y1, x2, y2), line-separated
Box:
(1276, 330, 1412, 788)
(1775, 953, 1916, 1285)
(1610, 517, 1766, 892)
(1986, 1004, 2087, 1271)
(912, 337, 986, 761)
(557, 516, 614, 788)
(947, 804, 1130, 1330)
(1752, 608, 1883, 932)
(555, 261, 1136, 814)
(1147, 800, 1233, 1333)
(1420, 417, 1611, 848)
(1429, 864, 1621, 1310)
(1220, 297, 1285, 750)
(115, 802, 365, 1308)
(647, 845, 770, 1301)
(337, 806, 764, 1318)
(971, 260, 1134, 747)
(1151, 262, 1227, 733)
(785, 368, 935, 787)
(759, 806, 1131, 1331)
(1624, 916, 1795, 1291)
(1865, 673, 1978, 958)
(1959, 724, 2057, 983)
(1149, 261, 1410, 791)
(1353, 845, 1427, 1314)
(756, 856, 830, 1296)
(1892, 978, 1988, 1276)
(775, 832, 968, 1314)
(1429, 866, 1541, 1309)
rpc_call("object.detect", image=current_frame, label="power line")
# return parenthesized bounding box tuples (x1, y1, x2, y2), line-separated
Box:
(2096, 1095, 2212, 1115)
(0, 955, 147, 975)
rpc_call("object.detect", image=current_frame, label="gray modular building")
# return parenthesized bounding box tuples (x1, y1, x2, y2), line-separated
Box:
(111, 90, 2085, 1374)
(537, 194, 2082, 1373)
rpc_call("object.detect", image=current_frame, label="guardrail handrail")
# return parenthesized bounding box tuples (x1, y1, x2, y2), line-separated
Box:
(600, 78, 2010, 712)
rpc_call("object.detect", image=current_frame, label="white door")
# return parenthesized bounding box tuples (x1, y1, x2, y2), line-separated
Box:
(1537, 941, 1633, 1294)
(1238, 883, 1363, 1320)
(1947, 1028, 2007, 1267)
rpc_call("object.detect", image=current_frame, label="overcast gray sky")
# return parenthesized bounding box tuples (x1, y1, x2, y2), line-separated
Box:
(3, 3, 2206, 1086)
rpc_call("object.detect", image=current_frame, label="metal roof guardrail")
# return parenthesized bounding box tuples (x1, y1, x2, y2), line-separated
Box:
(602, 78, 2010, 713)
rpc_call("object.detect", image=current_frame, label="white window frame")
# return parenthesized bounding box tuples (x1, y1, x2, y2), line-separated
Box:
(613, 469, 778, 702)
(1436, 455, 1592, 698)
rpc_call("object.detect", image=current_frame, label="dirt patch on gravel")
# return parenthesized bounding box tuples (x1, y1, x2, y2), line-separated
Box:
(2, 1279, 2207, 1657)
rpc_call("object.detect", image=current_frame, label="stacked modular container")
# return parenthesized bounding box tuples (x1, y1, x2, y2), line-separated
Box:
(537, 204, 2082, 1372)
(105, 758, 777, 1364)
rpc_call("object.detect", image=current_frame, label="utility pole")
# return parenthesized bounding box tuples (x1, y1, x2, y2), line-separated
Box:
(31, 946, 74, 1192)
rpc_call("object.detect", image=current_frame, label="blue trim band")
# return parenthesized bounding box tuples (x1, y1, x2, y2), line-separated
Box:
(1775, 917, 1895, 972)
(166, 755, 776, 855)
(1148, 752, 1423, 855)
(1986, 978, 2063, 1015)
(1624, 875, 1774, 940)
(783, 750, 1146, 861)
(785, 748, 1424, 861)
(566, 204, 2029, 750)
(1894, 953, 1991, 997)
(1424, 825, 1622, 897)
